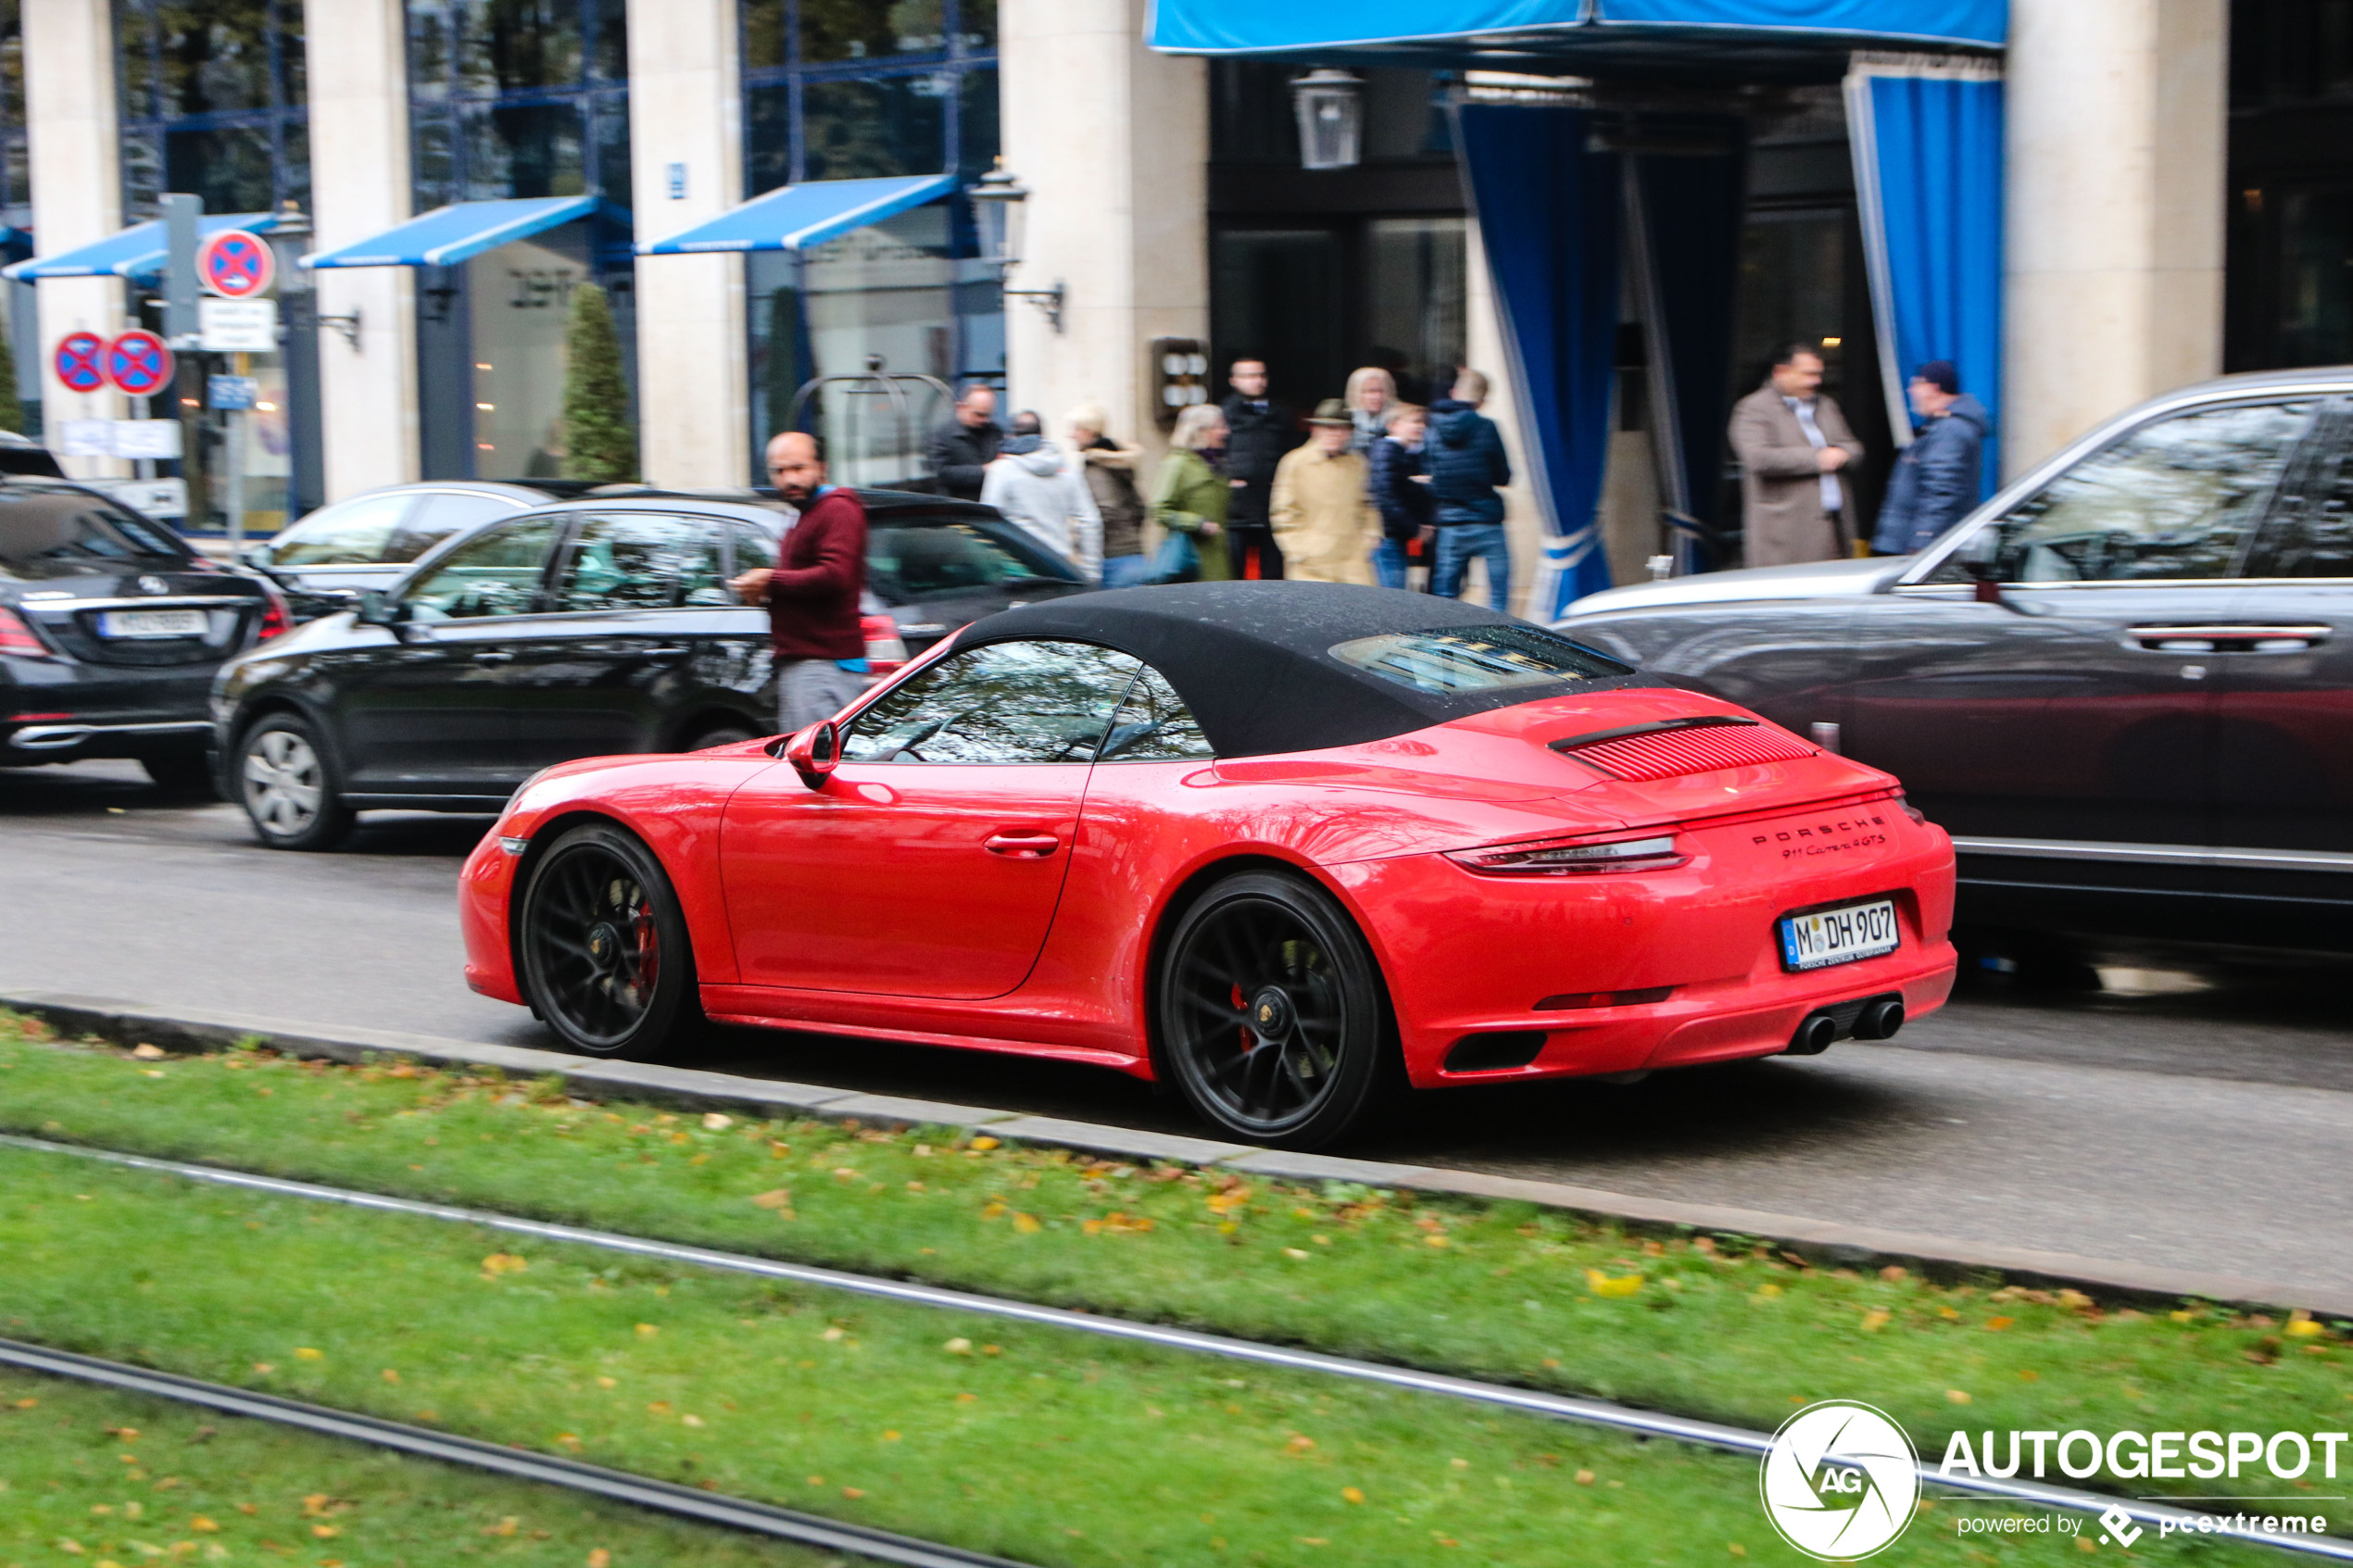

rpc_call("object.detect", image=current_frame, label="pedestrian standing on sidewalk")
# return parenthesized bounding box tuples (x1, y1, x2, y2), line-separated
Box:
(925, 381, 1003, 502)
(1870, 359, 1989, 557)
(731, 430, 869, 734)
(1219, 358, 1301, 580)
(1343, 365, 1397, 458)
(1271, 398, 1380, 584)
(1428, 370, 1515, 611)
(1729, 342, 1865, 566)
(1149, 403, 1231, 583)
(981, 411, 1102, 581)
(1368, 402, 1435, 590)
(1066, 403, 1151, 587)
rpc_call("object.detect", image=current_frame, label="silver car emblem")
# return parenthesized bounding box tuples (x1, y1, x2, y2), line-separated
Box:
(137, 574, 170, 595)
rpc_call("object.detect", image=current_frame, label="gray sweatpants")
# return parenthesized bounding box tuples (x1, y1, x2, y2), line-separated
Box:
(775, 658, 867, 734)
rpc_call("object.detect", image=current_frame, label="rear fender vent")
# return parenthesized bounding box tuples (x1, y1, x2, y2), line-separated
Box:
(1551, 715, 1816, 782)
(1442, 1030, 1550, 1073)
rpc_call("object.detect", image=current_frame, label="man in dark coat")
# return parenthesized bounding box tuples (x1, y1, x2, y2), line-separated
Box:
(1427, 370, 1514, 610)
(1871, 359, 1991, 556)
(1367, 402, 1436, 590)
(1218, 358, 1302, 579)
(925, 383, 1002, 501)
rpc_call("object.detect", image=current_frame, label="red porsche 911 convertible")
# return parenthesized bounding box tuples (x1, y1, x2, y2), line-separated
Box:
(459, 583, 1957, 1148)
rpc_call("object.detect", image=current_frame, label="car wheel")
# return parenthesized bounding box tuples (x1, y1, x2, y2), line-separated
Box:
(236, 714, 353, 850)
(142, 748, 217, 796)
(516, 821, 699, 1059)
(685, 719, 761, 751)
(1157, 870, 1396, 1149)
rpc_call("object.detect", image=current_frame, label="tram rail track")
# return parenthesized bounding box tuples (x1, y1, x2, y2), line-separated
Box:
(6, 1132, 2347, 1559)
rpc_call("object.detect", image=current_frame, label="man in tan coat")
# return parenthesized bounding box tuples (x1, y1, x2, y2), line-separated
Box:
(1270, 398, 1379, 584)
(1729, 343, 1866, 567)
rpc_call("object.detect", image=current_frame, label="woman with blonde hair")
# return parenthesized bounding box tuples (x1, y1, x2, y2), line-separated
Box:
(1065, 402, 1151, 586)
(1148, 402, 1231, 582)
(1343, 365, 1397, 457)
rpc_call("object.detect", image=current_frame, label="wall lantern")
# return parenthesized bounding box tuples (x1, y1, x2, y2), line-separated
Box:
(1290, 69, 1365, 171)
(970, 161, 1064, 332)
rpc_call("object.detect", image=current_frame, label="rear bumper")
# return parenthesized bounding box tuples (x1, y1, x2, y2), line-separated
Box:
(4, 717, 213, 762)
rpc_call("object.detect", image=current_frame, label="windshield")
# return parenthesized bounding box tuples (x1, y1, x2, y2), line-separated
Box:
(0, 485, 189, 580)
(1328, 626, 1633, 695)
(868, 519, 1083, 603)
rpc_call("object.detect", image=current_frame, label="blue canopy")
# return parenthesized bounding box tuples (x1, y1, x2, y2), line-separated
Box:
(301, 195, 601, 270)
(638, 175, 957, 256)
(1148, 0, 2004, 57)
(4, 210, 284, 282)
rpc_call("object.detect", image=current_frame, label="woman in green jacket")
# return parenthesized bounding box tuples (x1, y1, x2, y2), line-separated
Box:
(1149, 403, 1232, 582)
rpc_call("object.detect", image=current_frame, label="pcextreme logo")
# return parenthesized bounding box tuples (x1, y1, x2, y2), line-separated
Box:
(1759, 1400, 1922, 1560)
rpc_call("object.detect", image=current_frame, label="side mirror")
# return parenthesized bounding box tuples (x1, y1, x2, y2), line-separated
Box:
(785, 721, 840, 789)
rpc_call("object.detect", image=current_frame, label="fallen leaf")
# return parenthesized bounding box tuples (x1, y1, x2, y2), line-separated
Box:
(132, 1044, 166, 1060)
(1285, 1435, 1315, 1454)
(189, 1519, 219, 1534)
(682, 1414, 705, 1428)
(646, 1401, 673, 1415)
(587, 1552, 612, 1568)
(1340, 1486, 1365, 1504)
(1283, 1248, 1310, 1261)
(701, 1112, 732, 1130)
(2287, 1312, 2325, 1339)
(294, 1348, 323, 1361)
(842, 1487, 866, 1500)
(883, 1429, 901, 1441)
(311, 1524, 339, 1539)
(1946, 1389, 1972, 1405)
(1575, 1469, 1596, 1486)
(381, 1369, 399, 1384)
(484, 1516, 520, 1537)
(1585, 1269, 1643, 1298)
(969, 1136, 1000, 1151)
(635, 1323, 659, 1337)
(597, 1376, 617, 1388)
(1013, 1212, 1041, 1235)
(1985, 1316, 2014, 1332)
(481, 1252, 529, 1276)
(9, 1398, 34, 1408)
(944, 1337, 973, 1355)
(1860, 1310, 1891, 1333)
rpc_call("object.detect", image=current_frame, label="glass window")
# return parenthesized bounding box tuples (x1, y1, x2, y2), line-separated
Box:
(267, 493, 417, 567)
(842, 640, 1141, 764)
(1329, 626, 1635, 695)
(0, 489, 189, 579)
(1365, 218, 1466, 408)
(555, 512, 727, 611)
(403, 514, 563, 620)
(728, 517, 786, 571)
(390, 491, 525, 562)
(470, 231, 591, 479)
(868, 519, 1076, 603)
(801, 0, 944, 62)
(2247, 407, 2353, 578)
(117, 0, 308, 222)
(1936, 401, 2316, 585)
(1097, 666, 1214, 761)
(803, 75, 949, 182)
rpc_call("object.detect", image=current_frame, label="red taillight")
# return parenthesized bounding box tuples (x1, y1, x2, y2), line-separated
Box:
(1444, 831, 1689, 876)
(0, 607, 54, 659)
(861, 612, 908, 675)
(255, 589, 290, 642)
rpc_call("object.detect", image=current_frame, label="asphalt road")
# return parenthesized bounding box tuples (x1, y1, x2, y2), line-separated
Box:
(6, 759, 2350, 1297)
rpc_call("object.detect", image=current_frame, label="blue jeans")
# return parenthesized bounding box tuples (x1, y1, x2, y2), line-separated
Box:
(1102, 554, 1153, 588)
(1432, 524, 1510, 611)
(1372, 537, 1411, 590)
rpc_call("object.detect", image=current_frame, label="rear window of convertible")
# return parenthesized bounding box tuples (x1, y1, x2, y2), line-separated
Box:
(1328, 626, 1633, 695)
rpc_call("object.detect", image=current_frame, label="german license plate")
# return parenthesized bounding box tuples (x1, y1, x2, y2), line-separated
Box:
(1779, 898, 1900, 972)
(98, 608, 207, 638)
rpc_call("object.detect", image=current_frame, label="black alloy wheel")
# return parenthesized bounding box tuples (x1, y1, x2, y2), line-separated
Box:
(236, 712, 354, 851)
(1157, 871, 1395, 1149)
(518, 822, 698, 1059)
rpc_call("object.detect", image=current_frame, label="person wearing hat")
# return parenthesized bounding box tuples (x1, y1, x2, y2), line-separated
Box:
(1269, 397, 1381, 585)
(1870, 359, 1990, 557)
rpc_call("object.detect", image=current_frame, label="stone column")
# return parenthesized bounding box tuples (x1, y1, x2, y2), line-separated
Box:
(627, 0, 748, 486)
(22, 0, 126, 476)
(305, 0, 420, 496)
(1464, 218, 1543, 616)
(2004, 0, 2227, 476)
(1000, 0, 1207, 471)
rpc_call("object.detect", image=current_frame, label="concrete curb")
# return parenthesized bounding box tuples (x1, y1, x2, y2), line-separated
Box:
(6, 986, 2347, 1318)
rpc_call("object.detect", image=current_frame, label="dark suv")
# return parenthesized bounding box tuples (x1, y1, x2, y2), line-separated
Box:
(2, 479, 284, 789)
(211, 489, 1088, 848)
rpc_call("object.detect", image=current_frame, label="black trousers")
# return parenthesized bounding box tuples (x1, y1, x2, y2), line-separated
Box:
(1226, 525, 1286, 581)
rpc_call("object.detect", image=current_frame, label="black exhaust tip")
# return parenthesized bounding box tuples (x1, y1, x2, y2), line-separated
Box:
(1786, 1012, 1839, 1056)
(1852, 997, 1906, 1041)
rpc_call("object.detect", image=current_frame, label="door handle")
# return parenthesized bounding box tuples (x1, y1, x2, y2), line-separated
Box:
(983, 832, 1060, 858)
(471, 649, 516, 665)
(2129, 624, 2331, 652)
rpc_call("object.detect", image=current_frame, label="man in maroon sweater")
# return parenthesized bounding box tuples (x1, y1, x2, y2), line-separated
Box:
(730, 430, 870, 733)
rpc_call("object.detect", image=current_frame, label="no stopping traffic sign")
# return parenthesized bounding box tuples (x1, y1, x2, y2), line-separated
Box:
(196, 228, 275, 300)
(52, 332, 107, 394)
(105, 331, 176, 398)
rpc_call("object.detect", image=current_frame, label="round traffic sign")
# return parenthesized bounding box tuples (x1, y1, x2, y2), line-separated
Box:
(52, 331, 107, 394)
(196, 228, 275, 299)
(106, 330, 176, 398)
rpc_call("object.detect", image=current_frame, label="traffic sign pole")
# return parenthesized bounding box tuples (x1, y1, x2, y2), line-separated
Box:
(162, 194, 202, 349)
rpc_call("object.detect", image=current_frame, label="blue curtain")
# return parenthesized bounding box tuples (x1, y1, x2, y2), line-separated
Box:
(1631, 131, 1746, 527)
(1454, 104, 1620, 619)
(1848, 67, 2005, 496)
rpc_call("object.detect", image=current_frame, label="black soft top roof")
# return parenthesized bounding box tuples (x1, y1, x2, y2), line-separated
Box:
(961, 582, 1637, 759)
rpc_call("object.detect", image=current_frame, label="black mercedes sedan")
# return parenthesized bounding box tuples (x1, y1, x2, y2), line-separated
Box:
(1559, 367, 2353, 956)
(3, 479, 285, 790)
(211, 488, 1089, 848)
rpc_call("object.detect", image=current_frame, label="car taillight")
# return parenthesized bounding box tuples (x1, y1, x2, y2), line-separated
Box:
(0, 606, 55, 659)
(1893, 791, 1927, 825)
(862, 612, 908, 674)
(1444, 831, 1689, 876)
(255, 587, 291, 642)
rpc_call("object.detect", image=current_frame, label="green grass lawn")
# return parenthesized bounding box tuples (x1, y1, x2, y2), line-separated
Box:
(0, 1146, 2277, 1567)
(0, 1368, 836, 1568)
(0, 1016, 2345, 1538)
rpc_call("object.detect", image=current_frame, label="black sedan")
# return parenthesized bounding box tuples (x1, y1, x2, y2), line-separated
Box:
(2, 478, 285, 789)
(242, 480, 597, 621)
(211, 488, 1089, 848)
(1560, 367, 2353, 956)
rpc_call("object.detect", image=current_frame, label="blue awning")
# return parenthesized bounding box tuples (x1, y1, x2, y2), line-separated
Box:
(1147, 0, 2004, 57)
(301, 195, 602, 270)
(638, 175, 958, 257)
(3, 210, 283, 282)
